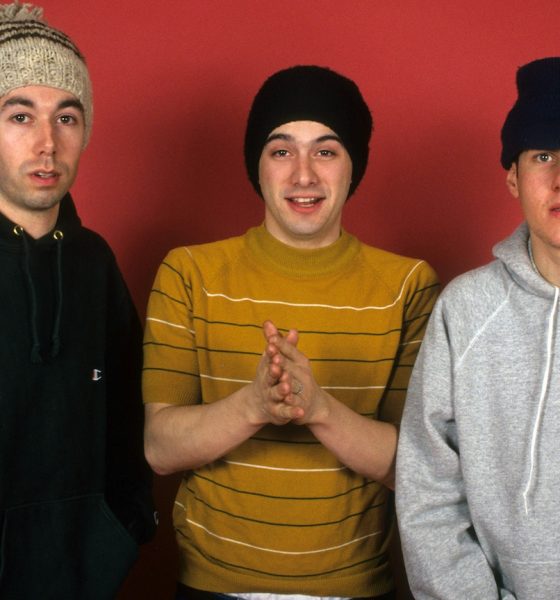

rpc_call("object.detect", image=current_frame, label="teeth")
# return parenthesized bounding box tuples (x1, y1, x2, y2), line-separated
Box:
(36, 172, 53, 178)
(291, 197, 318, 205)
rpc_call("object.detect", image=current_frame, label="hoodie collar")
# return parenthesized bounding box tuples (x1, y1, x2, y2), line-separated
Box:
(1, 193, 82, 363)
(493, 222, 558, 299)
(0, 193, 82, 249)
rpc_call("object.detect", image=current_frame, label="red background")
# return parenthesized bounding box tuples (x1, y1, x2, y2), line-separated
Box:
(35, 1, 560, 597)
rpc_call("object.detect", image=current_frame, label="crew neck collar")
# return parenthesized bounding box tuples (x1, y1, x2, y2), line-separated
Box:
(245, 224, 360, 278)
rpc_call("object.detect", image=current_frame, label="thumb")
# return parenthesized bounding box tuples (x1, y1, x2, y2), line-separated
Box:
(286, 329, 299, 346)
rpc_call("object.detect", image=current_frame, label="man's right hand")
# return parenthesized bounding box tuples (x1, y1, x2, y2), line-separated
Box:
(247, 320, 303, 426)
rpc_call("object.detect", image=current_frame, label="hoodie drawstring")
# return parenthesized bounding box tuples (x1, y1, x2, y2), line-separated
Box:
(522, 285, 559, 514)
(14, 225, 64, 363)
(51, 230, 64, 358)
(15, 225, 42, 363)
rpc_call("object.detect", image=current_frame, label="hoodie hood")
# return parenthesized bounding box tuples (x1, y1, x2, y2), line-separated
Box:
(493, 222, 558, 300)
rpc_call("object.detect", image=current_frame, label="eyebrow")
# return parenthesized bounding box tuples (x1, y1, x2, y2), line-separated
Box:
(1, 96, 84, 113)
(264, 132, 343, 146)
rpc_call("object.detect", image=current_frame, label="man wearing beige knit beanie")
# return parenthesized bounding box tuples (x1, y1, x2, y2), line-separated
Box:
(0, 3, 155, 599)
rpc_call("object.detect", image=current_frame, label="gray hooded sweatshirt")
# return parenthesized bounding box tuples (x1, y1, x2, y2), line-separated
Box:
(396, 223, 560, 599)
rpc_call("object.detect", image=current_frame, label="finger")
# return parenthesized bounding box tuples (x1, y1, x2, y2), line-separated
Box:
(272, 334, 304, 361)
(285, 328, 299, 346)
(267, 361, 283, 383)
(256, 352, 282, 388)
(272, 401, 304, 422)
(265, 341, 282, 361)
(263, 320, 280, 341)
(270, 376, 292, 400)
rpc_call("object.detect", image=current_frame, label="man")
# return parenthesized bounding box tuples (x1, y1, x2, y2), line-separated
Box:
(0, 3, 155, 598)
(396, 56, 560, 599)
(143, 65, 438, 599)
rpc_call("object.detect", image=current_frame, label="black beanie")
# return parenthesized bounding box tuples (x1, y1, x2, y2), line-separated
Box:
(501, 57, 560, 169)
(244, 65, 373, 197)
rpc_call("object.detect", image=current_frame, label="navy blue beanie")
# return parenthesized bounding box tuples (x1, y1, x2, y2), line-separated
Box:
(501, 57, 560, 169)
(244, 65, 373, 197)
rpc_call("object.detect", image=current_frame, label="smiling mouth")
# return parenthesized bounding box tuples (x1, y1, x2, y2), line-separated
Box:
(288, 197, 323, 207)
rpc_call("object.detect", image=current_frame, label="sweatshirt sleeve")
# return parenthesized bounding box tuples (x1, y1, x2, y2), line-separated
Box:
(395, 298, 501, 599)
(104, 255, 156, 545)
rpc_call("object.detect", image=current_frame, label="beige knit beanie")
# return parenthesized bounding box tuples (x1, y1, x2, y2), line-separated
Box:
(0, 2, 93, 144)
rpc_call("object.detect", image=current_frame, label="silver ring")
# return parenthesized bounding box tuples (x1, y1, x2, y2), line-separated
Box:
(292, 380, 303, 395)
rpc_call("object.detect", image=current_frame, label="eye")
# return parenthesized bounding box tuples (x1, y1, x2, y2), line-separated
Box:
(317, 149, 335, 157)
(271, 149, 289, 157)
(10, 113, 30, 124)
(535, 152, 553, 162)
(58, 114, 78, 125)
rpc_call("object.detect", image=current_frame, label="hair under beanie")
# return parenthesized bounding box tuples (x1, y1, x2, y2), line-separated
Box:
(0, 1, 93, 144)
(501, 57, 560, 169)
(244, 65, 373, 198)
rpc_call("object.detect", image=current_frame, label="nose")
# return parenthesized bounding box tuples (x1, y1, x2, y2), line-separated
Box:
(35, 120, 56, 156)
(292, 154, 317, 186)
(553, 165, 560, 191)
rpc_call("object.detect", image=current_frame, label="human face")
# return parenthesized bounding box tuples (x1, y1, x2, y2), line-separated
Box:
(0, 85, 85, 235)
(507, 150, 560, 267)
(258, 120, 353, 249)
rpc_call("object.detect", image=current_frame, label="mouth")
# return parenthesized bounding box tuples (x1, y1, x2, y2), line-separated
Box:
(30, 170, 60, 184)
(287, 196, 324, 208)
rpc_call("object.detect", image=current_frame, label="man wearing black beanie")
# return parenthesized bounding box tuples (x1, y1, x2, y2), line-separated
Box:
(143, 65, 439, 599)
(397, 57, 560, 599)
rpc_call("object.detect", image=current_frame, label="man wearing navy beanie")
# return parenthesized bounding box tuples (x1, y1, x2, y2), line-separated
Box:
(397, 57, 560, 599)
(143, 65, 439, 599)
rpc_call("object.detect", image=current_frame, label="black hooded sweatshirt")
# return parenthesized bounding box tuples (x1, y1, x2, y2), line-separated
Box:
(0, 194, 155, 599)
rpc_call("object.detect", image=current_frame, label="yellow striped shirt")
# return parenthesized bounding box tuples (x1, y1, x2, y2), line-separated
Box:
(143, 225, 439, 596)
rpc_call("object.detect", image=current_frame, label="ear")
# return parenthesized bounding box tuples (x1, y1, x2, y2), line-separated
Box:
(506, 162, 519, 198)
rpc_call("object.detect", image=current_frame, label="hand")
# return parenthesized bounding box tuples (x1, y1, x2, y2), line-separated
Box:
(248, 321, 303, 426)
(263, 320, 329, 426)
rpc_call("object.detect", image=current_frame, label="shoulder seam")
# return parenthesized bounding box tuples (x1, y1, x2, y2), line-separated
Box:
(456, 281, 514, 369)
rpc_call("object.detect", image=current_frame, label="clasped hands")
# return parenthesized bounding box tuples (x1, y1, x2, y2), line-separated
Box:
(252, 319, 328, 427)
